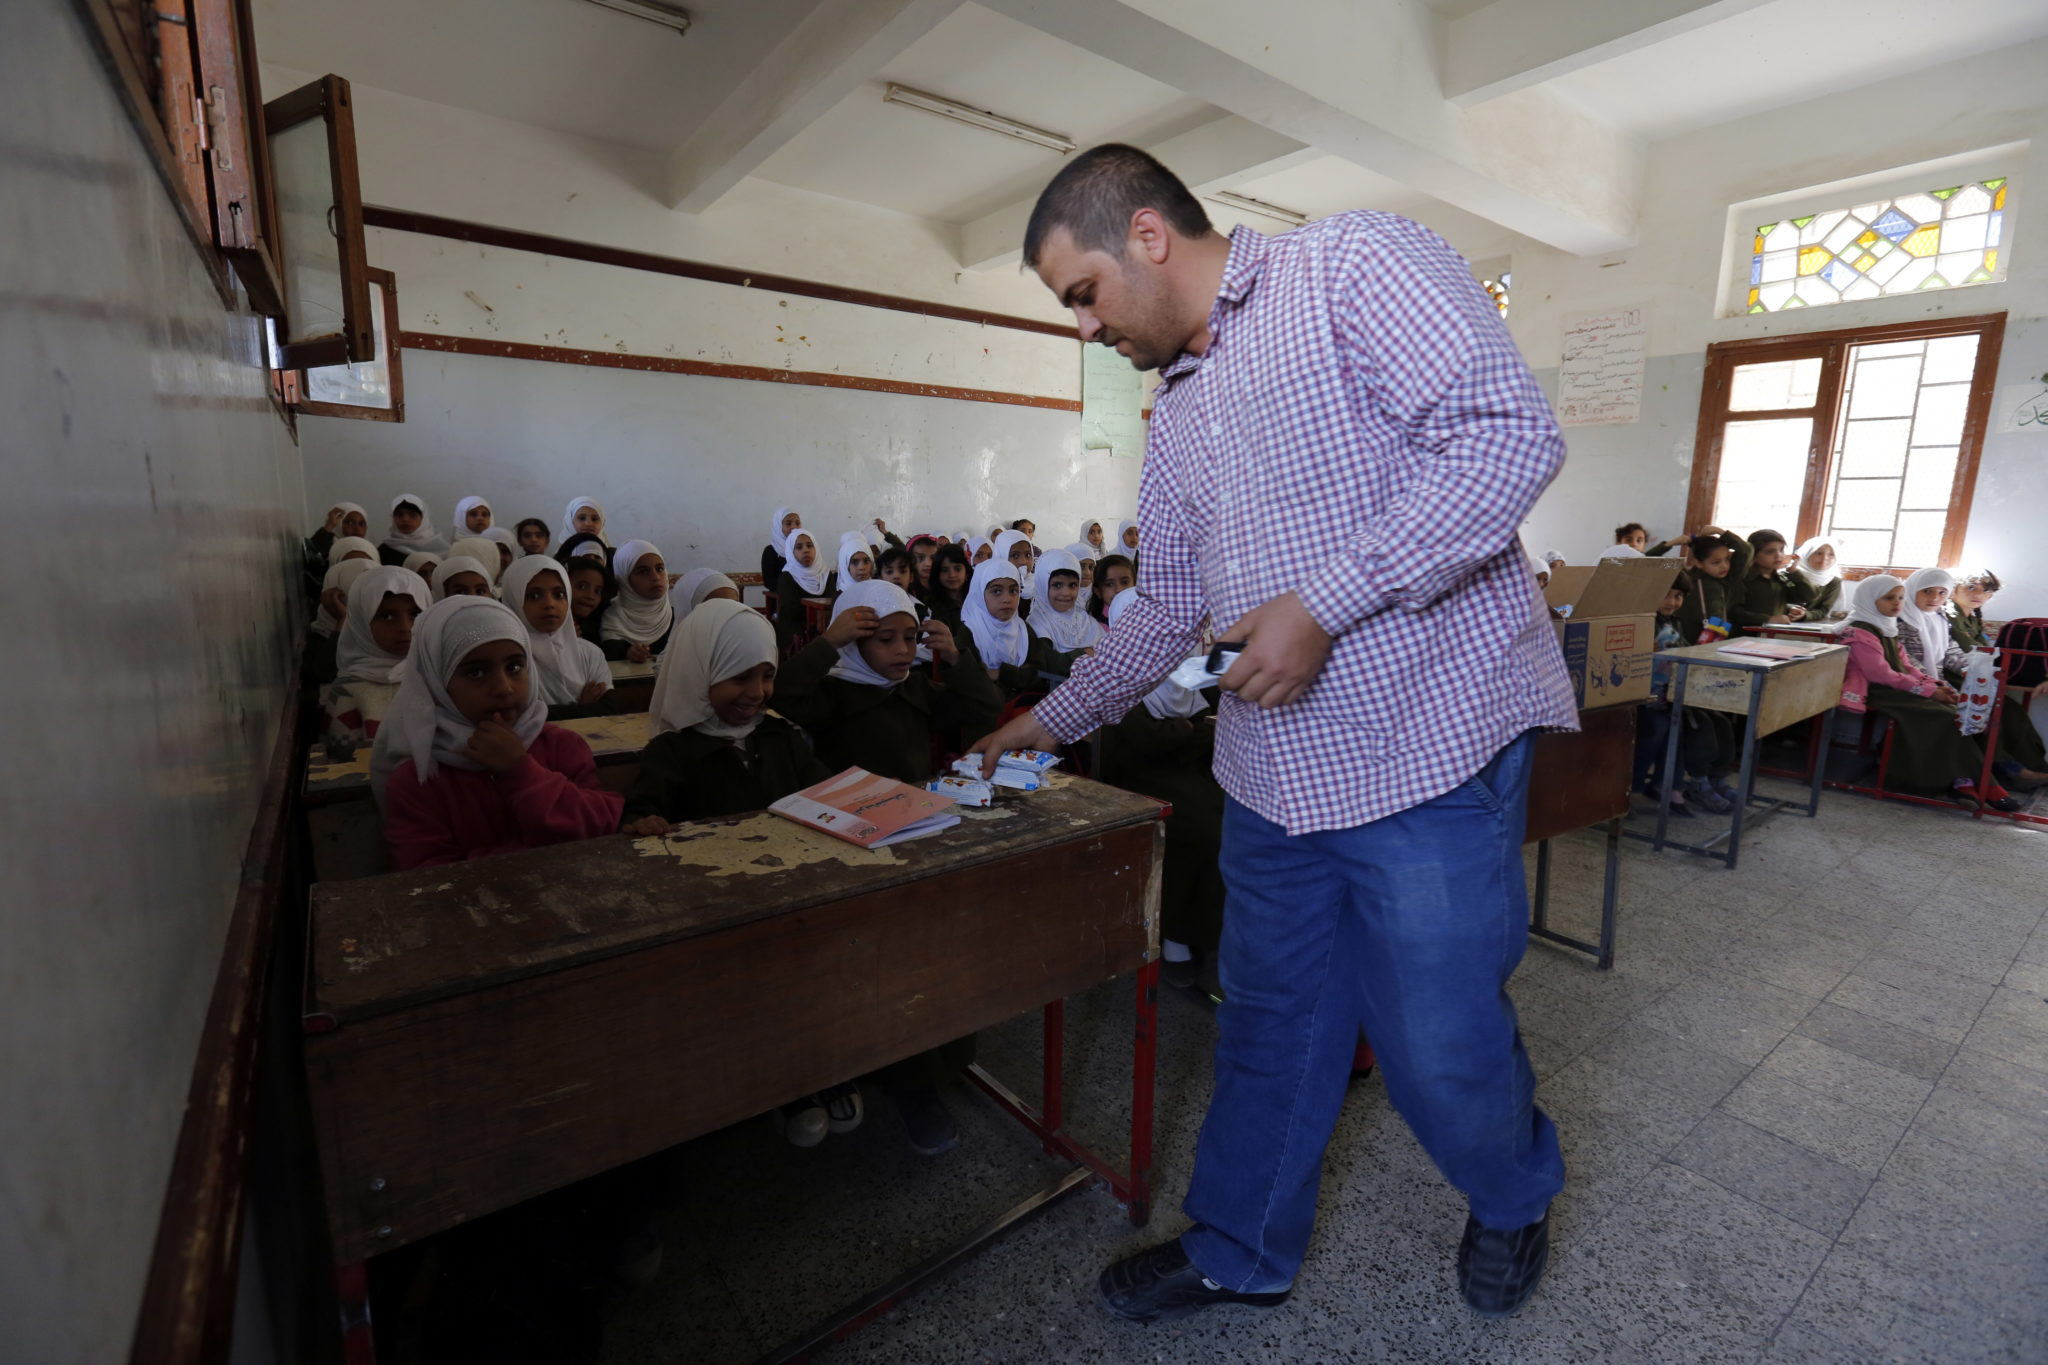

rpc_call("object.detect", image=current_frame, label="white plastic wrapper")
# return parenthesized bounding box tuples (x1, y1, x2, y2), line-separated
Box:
(1955, 649, 1999, 737)
(1168, 643, 1243, 692)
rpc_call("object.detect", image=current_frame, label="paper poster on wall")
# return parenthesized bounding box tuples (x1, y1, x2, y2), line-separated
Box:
(1994, 380, 2048, 434)
(1081, 343, 1147, 458)
(1557, 308, 1648, 427)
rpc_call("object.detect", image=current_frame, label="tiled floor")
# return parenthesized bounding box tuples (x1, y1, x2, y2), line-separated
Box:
(603, 785, 2048, 1364)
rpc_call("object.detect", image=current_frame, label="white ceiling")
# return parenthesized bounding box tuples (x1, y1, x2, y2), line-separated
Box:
(752, 6, 1219, 223)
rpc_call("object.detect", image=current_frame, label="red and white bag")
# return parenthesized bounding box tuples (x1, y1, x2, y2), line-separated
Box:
(1955, 648, 1999, 737)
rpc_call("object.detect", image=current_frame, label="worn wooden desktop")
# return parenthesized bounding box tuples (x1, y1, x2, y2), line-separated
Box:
(1524, 706, 1636, 969)
(304, 774, 1165, 1361)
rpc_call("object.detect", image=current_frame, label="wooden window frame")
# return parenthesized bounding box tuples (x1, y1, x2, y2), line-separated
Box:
(286, 268, 406, 421)
(1684, 312, 2006, 572)
(265, 74, 375, 370)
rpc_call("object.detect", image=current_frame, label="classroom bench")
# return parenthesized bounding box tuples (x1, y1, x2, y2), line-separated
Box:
(304, 774, 1165, 1362)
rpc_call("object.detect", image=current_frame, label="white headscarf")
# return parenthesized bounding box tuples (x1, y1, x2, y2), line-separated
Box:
(1063, 542, 1100, 609)
(369, 596, 548, 806)
(560, 497, 608, 546)
(1542, 548, 1567, 569)
(768, 507, 799, 553)
(335, 566, 430, 685)
(452, 495, 492, 535)
(500, 556, 611, 706)
(780, 528, 830, 597)
(961, 558, 1029, 668)
(313, 558, 375, 637)
(1028, 550, 1104, 652)
(1114, 520, 1140, 554)
(481, 526, 519, 552)
(1077, 518, 1107, 557)
(1106, 589, 1208, 720)
(673, 569, 740, 622)
(327, 536, 379, 567)
(1793, 537, 1842, 589)
(992, 530, 1036, 599)
(964, 536, 992, 564)
(431, 556, 492, 600)
(446, 537, 502, 585)
(603, 540, 675, 644)
(835, 531, 877, 588)
(647, 599, 777, 740)
(382, 494, 448, 557)
(1846, 574, 1904, 639)
(825, 580, 921, 690)
(1898, 567, 1956, 674)
(564, 538, 609, 564)
(401, 550, 440, 578)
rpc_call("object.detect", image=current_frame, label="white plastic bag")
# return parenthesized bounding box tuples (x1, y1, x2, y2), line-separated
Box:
(1955, 649, 1998, 736)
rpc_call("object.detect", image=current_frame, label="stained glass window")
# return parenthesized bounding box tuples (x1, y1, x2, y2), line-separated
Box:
(1482, 270, 1510, 317)
(1745, 179, 2007, 313)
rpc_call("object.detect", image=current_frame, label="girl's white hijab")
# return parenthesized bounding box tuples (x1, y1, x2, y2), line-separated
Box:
(560, 496, 608, 546)
(313, 558, 375, 637)
(835, 531, 876, 587)
(328, 501, 368, 536)
(1114, 519, 1140, 553)
(335, 566, 430, 685)
(447, 537, 502, 585)
(826, 580, 920, 690)
(1028, 549, 1104, 652)
(1077, 518, 1107, 556)
(1107, 588, 1208, 720)
(780, 528, 830, 596)
(603, 540, 675, 644)
(1541, 548, 1567, 569)
(500, 556, 610, 706)
(1793, 537, 1842, 589)
(992, 529, 1036, 599)
(452, 495, 492, 535)
(1899, 567, 1957, 672)
(328, 535, 379, 567)
(961, 558, 1029, 668)
(768, 506, 799, 552)
(673, 569, 739, 622)
(401, 550, 440, 578)
(370, 596, 547, 806)
(1847, 574, 1904, 639)
(382, 493, 449, 557)
(964, 536, 992, 564)
(431, 556, 492, 600)
(648, 598, 777, 739)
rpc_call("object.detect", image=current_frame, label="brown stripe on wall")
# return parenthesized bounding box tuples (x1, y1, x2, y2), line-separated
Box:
(400, 331, 1083, 413)
(364, 206, 1077, 341)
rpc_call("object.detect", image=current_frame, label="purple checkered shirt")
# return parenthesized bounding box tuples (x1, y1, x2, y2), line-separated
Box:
(1033, 215, 1579, 835)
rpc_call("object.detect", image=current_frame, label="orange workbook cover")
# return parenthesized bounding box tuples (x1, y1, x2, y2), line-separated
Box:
(767, 766, 962, 849)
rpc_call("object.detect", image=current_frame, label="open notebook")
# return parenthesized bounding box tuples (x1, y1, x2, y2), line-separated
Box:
(769, 767, 961, 849)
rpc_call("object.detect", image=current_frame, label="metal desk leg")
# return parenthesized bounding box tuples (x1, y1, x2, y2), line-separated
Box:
(1723, 670, 1768, 872)
(1598, 818, 1620, 969)
(337, 1261, 375, 1365)
(1805, 705, 1833, 817)
(1654, 661, 1687, 852)
(1532, 839, 1553, 931)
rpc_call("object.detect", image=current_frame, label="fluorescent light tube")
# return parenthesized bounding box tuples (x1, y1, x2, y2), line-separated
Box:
(1207, 191, 1309, 228)
(883, 84, 1075, 154)
(581, 0, 691, 33)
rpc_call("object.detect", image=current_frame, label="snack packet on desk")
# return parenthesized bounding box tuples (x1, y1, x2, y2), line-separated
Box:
(996, 748, 1060, 776)
(1168, 642, 1243, 691)
(927, 775, 994, 807)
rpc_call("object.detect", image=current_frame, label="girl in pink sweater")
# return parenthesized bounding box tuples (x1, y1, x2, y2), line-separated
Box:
(371, 596, 625, 868)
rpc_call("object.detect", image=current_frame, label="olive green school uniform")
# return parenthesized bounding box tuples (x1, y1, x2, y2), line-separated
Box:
(773, 570, 837, 657)
(990, 635, 1080, 701)
(1674, 534, 1751, 644)
(1096, 709, 1225, 955)
(1849, 622, 1990, 790)
(773, 636, 1004, 783)
(1785, 575, 1842, 618)
(621, 715, 831, 824)
(1731, 567, 1802, 630)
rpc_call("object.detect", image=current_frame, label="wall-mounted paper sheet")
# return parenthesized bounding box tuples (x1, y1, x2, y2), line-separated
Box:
(1558, 308, 1648, 427)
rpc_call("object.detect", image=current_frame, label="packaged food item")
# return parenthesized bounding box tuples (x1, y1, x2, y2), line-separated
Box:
(997, 748, 1061, 775)
(988, 768, 1045, 792)
(927, 775, 994, 807)
(1168, 642, 1243, 691)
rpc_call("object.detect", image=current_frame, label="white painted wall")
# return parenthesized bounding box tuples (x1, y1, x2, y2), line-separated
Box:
(1506, 37, 2048, 616)
(276, 66, 1141, 566)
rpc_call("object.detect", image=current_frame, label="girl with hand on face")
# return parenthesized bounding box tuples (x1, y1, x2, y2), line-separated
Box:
(501, 556, 613, 721)
(372, 596, 624, 868)
(306, 502, 371, 595)
(774, 528, 832, 657)
(601, 541, 675, 664)
(321, 566, 430, 754)
(380, 493, 449, 566)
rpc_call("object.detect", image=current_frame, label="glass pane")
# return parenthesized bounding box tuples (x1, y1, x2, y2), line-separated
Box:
(1712, 418, 1810, 533)
(272, 115, 344, 345)
(1836, 418, 1910, 477)
(1728, 357, 1822, 411)
(303, 279, 392, 408)
(1832, 528, 1893, 566)
(1893, 511, 1946, 566)
(1920, 334, 1980, 384)
(1910, 383, 1970, 448)
(1900, 447, 1959, 509)
(1832, 477, 1900, 529)
(1846, 355, 1925, 419)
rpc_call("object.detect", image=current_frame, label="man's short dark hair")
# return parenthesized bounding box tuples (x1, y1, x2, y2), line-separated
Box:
(1023, 143, 1215, 268)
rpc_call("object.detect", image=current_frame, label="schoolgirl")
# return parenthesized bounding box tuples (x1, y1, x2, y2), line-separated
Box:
(453, 495, 494, 538)
(480, 526, 520, 576)
(762, 506, 801, 591)
(307, 557, 376, 686)
(1786, 537, 1843, 618)
(501, 556, 613, 720)
(1027, 548, 1104, 668)
(773, 528, 833, 656)
(560, 497, 609, 548)
(1087, 555, 1136, 626)
(445, 537, 503, 589)
(672, 569, 741, 623)
(431, 557, 495, 600)
(959, 558, 1061, 697)
(602, 540, 675, 662)
(321, 566, 430, 753)
(381, 493, 449, 566)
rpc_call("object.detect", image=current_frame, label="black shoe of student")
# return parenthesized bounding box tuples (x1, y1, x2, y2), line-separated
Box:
(1457, 1210, 1551, 1318)
(1161, 954, 1200, 991)
(884, 1084, 959, 1156)
(1097, 1238, 1292, 1323)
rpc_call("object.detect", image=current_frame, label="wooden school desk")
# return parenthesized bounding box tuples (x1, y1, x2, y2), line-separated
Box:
(1635, 640, 1848, 870)
(301, 711, 656, 882)
(303, 774, 1165, 1364)
(606, 658, 656, 712)
(1525, 706, 1636, 969)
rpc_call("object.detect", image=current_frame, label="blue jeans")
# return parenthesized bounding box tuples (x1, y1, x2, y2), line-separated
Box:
(1180, 733, 1564, 1292)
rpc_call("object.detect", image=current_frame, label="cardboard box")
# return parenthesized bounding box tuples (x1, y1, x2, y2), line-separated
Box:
(1543, 558, 1680, 710)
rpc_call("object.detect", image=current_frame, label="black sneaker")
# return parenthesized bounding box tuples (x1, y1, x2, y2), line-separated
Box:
(1097, 1238, 1291, 1323)
(1161, 954, 1200, 990)
(884, 1083, 959, 1155)
(1457, 1210, 1550, 1318)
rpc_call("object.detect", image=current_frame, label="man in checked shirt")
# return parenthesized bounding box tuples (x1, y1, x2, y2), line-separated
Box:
(970, 145, 1581, 1323)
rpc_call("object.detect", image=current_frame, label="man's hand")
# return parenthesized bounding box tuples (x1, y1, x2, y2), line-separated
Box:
(965, 712, 1057, 780)
(1218, 592, 1332, 710)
